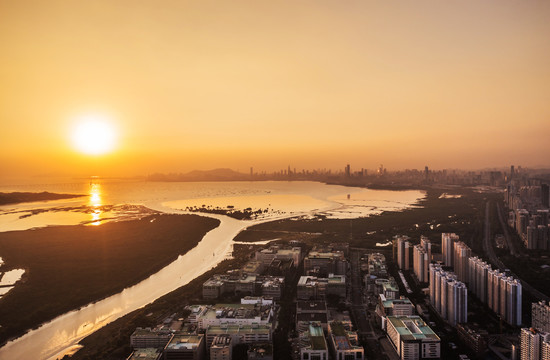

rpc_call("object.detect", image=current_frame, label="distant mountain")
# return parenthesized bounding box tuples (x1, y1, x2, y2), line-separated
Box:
(147, 168, 249, 182)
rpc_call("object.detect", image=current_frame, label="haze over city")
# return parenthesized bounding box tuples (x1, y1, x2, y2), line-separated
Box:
(1, 1, 550, 178)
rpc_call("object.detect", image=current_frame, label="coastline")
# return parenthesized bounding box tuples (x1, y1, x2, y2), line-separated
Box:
(67, 187, 498, 359)
(0, 213, 219, 348)
(0, 183, 429, 359)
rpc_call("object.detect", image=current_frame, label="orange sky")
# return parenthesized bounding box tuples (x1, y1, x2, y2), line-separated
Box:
(1, 1, 549, 177)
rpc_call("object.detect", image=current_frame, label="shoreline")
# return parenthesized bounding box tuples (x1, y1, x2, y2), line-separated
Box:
(0, 213, 219, 352)
(0, 184, 427, 359)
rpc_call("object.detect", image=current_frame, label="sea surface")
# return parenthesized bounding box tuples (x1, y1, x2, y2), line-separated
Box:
(0, 179, 425, 360)
(0, 179, 424, 231)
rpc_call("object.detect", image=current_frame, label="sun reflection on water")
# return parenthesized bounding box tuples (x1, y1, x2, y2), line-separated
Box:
(89, 182, 102, 225)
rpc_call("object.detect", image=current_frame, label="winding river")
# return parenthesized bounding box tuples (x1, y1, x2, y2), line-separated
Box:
(0, 180, 425, 359)
(0, 209, 285, 360)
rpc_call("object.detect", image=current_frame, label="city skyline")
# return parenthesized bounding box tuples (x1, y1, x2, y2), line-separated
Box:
(1, 1, 550, 178)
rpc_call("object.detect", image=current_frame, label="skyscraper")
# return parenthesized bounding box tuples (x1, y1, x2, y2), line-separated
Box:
(420, 236, 432, 261)
(506, 278, 522, 326)
(396, 236, 410, 270)
(520, 328, 550, 360)
(429, 265, 467, 325)
(442, 233, 459, 267)
(532, 301, 550, 333)
(453, 241, 471, 283)
(413, 244, 429, 282)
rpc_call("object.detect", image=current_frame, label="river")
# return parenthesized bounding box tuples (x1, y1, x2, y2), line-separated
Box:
(0, 180, 425, 359)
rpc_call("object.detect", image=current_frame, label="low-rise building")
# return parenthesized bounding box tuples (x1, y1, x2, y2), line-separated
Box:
(297, 274, 346, 300)
(205, 324, 272, 348)
(382, 281, 399, 300)
(298, 322, 328, 360)
(255, 245, 302, 267)
(126, 348, 161, 360)
(304, 248, 348, 277)
(210, 335, 232, 360)
(202, 274, 284, 300)
(456, 323, 488, 357)
(242, 260, 264, 276)
(296, 301, 329, 330)
(378, 294, 414, 316)
(163, 333, 205, 360)
(386, 316, 440, 360)
(195, 303, 273, 330)
(130, 327, 173, 349)
(328, 321, 364, 360)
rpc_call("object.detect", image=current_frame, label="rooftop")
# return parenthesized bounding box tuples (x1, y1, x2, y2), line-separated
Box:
(165, 334, 203, 351)
(299, 323, 327, 351)
(131, 327, 172, 337)
(127, 348, 161, 360)
(207, 324, 272, 335)
(297, 301, 327, 312)
(200, 303, 272, 321)
(387, 316, 439, 341)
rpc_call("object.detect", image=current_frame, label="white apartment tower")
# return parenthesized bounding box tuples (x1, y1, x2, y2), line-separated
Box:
(533, 301, 550, 333)
(429, 264, 467, 325)
(397, 236, 410, 270)
(520, 328, 550, 360)
(413, 244, 430, 283)
(441, 233, 459, 266)
(453, 241, 471, 283)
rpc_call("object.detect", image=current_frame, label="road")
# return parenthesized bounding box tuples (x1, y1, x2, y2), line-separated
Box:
(350, 250, 399, 360)
(484, 201, 550, 302)
(495, 202, 518, 256)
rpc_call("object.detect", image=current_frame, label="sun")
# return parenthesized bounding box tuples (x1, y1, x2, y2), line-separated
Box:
(71, 115, 117, 155)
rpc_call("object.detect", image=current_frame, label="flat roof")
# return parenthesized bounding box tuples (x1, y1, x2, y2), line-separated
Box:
(128, 348, 160, 360)
(200, 303, 271, 321)
(297, 301, 327, 312)
(131, 328, 172, 337)
(165, 334, 202, 350)
(306, 324, 327, 351)
(387, 316, 439, 341)
(207, 325, 272, 335)
(297, 313, 328, 323)
(382, 298, 413, 308)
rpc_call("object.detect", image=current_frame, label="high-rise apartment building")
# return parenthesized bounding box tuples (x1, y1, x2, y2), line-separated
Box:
(520, 328, 550, 360)
(533, 301, 550, 333)
(413, 244, 430, 282)
(469, 257, 522, 326)
(442, 233, 459, 266)
(453, 241, 471, 283)
(429, 264, 467, 325)
(396, 236, 410, 270)
(468, 256, 491, 303)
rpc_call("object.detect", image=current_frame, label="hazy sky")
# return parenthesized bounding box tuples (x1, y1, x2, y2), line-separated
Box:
(1, 0, 549, 177)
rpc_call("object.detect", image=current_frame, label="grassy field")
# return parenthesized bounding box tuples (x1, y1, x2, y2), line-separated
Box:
(0, 214, 219, 345)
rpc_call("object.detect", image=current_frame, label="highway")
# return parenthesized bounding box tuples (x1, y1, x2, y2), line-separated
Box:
(483, 201, 550, 302)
